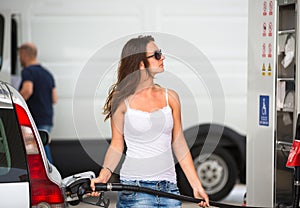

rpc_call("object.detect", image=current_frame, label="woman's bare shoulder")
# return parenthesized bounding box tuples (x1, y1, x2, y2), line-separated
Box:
(166, 88, 179, 100)
(165, 88, 180, 110)
(116, 98, 127, 114)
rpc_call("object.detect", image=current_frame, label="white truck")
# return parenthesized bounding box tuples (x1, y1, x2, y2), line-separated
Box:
(0, 0, 248, 200)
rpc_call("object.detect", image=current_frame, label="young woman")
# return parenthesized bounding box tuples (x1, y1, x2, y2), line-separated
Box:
(90, 35, 209, 207)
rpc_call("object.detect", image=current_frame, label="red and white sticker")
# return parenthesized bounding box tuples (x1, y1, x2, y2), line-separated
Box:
(268, 22, 273, 37)
(269, 0, 273, 16)
(263, 1, 267, 16)
(262, 22, 267, 36)
(262, 43, 266, 58)
(268, 43, 272, 58)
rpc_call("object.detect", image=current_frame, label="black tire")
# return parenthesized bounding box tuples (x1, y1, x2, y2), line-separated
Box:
(177, 147, 238, 201)
(68, 200, 80, 206)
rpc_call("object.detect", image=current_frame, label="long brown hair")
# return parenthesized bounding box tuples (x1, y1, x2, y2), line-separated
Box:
(103, 35, 154, 120)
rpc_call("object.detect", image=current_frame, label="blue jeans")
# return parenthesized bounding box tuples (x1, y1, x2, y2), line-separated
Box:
(117, 180, 182, 208)
(37, 125, 53, 163)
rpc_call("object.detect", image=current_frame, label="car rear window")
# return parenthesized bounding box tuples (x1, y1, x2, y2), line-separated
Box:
(0, 109, 28, 182)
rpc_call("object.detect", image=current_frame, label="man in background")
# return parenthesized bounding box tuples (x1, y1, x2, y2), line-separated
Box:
(19, 42, 57, 163)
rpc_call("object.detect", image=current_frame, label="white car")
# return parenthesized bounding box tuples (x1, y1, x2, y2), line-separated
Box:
(0, 81, 67, 207)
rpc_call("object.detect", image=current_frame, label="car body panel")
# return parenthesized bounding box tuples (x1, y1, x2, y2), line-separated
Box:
(0, 182, 30, 207)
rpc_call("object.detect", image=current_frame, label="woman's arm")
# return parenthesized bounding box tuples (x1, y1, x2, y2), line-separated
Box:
(90, 102, 126, 191)
(169, 89, 209, 207)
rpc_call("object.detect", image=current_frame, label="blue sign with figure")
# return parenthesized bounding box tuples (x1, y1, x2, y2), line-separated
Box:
(259, 95, 269, 126)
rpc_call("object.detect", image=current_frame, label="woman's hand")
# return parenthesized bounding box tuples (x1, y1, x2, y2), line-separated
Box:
(193, 187, 210, 207)
(89, 168, 112, 196)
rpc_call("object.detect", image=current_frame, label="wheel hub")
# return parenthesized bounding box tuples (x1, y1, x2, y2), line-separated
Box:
(194, 153, 229, 194)
(198, 160, 223, 187)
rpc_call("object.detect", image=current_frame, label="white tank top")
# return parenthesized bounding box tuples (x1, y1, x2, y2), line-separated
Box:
(120, 88, 177, 183)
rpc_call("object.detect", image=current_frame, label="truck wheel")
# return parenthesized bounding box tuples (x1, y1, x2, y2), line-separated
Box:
(177, 147, 237, 201)
(194, 148, 237, 200)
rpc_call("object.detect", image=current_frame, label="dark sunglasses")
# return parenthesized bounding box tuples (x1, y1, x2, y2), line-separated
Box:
(146, 49, 162, 60)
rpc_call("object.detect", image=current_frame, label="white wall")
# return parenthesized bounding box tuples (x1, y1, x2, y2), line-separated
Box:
(0, 0, 248, 140)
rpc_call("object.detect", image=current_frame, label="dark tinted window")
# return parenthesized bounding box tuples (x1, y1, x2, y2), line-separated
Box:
(0, 15, 4, 71)
(0, 109, 29, 182)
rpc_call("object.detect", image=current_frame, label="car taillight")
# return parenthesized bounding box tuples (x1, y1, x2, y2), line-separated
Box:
(15, 104, 65, 208)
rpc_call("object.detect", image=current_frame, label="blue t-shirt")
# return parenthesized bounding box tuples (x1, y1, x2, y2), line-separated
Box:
(20, 64, 55, 126)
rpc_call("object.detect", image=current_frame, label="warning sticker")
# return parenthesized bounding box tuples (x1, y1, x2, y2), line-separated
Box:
(267, 63, 272, 71)
(262, 43, 266, 58)
(268, 22, 273, 37)
(263, 22, 267, 36)
(261, 63, 266, 76)
(263, 1, 267, 16)
(268, 43, 272, 58)
(268, 63, 272, 76)
(262, 63, 266, 71)
(269, 0, 273, 16)
(262, 63, 266, 76)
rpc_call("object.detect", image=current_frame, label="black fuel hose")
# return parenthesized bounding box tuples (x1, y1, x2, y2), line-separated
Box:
(93, 183, 265, 208)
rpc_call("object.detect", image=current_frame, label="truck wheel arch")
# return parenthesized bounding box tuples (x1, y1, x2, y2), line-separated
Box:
(183, 123, 246, 170)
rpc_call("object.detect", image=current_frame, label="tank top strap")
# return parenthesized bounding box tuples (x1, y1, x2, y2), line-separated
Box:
(124, 99, 130, 109)
(165, 88, 169, 106)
